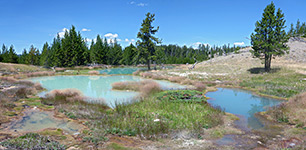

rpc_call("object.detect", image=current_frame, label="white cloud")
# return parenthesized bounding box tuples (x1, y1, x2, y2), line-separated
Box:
(85, 38, 97, 44)
(124, 38, 136, 44)
(192, 42, 209, 49)
(107, 39, 114, 44)
(137, 3, 147, 7)
(81, 28, 91, 32)
(117, 39, 122, 42)
(129, 1, 148, 7)
(58, 28, 69, 38)
(233, 42, 245, 46)
(104, 33, 118, 39)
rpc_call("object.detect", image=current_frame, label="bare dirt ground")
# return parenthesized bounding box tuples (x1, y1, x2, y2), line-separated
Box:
(165, 40, 306, 81)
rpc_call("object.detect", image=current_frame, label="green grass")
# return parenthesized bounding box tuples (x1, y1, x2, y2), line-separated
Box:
(106, 143, 137, 150)
(239, 69, 306, 98)
(0, 133, 66, 149)
(156, 90, 207, 103)
(85, 92, 224, 139)
(48, 90, 224, 140)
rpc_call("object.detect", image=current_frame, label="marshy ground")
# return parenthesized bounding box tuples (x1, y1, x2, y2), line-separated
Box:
(0, 40, 306, 149)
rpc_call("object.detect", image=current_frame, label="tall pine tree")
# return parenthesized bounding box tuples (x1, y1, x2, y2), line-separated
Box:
(251, 2, 289, 72)
(136, 12, 161, 70)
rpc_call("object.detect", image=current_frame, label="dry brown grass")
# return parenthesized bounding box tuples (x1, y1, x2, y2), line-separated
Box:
(268, 92, 306, 127)
(15, 87, 37, 98)
(25, 71, 55, 77)
(0, 76, 17, 82)
(88, 70, 99, 75)
(44, 89, 84, 102)
(132, 70, 141, 76)
(285, 93, 306, 125)
(140, 72, 153, 78)
(180, 79, 194, 85)
(112, 80, 162, 97)
(168, 76, 186, 83)
(193, 82, 207, 91)
(34, 83, 44, 91)
(55, 68, 66, 72)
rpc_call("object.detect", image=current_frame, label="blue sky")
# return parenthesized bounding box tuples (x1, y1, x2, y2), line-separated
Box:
(0, 0, 305, 54)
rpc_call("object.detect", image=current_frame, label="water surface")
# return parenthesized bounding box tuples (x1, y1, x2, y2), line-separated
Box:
(8, 110, 81, 133)
(99, 68, 144, 75)
(206, 88, 284, 129)
(30, 75, 186, 106)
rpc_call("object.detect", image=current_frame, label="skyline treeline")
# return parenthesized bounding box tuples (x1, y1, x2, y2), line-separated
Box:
(0, 25, 242, 67)
(288, 19, 306, 38)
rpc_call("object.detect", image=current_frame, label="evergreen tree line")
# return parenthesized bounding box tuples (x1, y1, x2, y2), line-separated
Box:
(288, 19, 306, 38)
(0, 25, 241, 67)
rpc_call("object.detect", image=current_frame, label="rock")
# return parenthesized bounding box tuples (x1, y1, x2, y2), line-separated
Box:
(257, 141, 263, 145)
(289, 143, 296, 147)
(73, 132, 80, 136)
(67, 146, 79, 150)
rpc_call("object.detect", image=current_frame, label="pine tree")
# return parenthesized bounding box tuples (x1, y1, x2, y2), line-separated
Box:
(18, 49, 29, 64)
(121, 44, 137, 65)
(40, 42, 51, 67)
(2, 44, 9, 63)
(108, 39, 122, 65)
(251, 2, 289, 72)
(52, 35, 64, 67)
(296, 19, 301, 36)
(136, 12, 161, 70)
(0, 44, 3, 62)
(7, 45, 18, 63)
(288, 23, 295, 37)
(28, 45, 40, 65)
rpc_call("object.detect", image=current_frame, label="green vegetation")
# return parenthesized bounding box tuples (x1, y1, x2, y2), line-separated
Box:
(288, 19, 306, 37)
(87, 94, 223, 139)
(156, 90, 207, 103)
(251, 2, 289, 72)
(42, 88, 224, 140)
(106, 143, 138, 150)
(0, 11, 242, 68)
(239, 69, 306, 98)
(0, 133, 66, 149)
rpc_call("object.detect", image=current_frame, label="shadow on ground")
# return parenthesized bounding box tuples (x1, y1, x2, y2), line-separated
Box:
(247, 67, 281, 74)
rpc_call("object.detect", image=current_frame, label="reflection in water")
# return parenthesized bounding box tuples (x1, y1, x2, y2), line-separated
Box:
(99, 68, 144, 75)
(206, 88, 284, 129)
(29, 75, 186, 107)
(9, 110, 80, 133)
